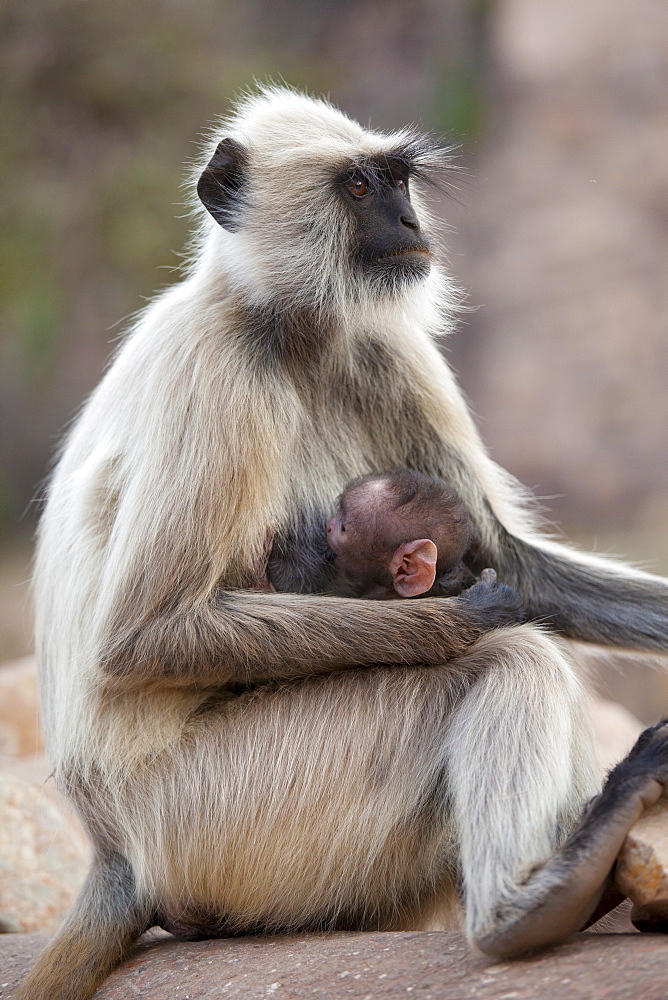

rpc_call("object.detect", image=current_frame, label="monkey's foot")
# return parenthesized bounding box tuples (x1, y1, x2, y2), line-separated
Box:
(475, 719, 668, 957)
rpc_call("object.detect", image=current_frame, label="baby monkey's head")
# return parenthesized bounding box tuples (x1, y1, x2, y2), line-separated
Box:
(327, 469, 473, 598)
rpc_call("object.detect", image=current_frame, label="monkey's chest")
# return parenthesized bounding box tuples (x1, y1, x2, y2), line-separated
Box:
(264, 380, 445, 595)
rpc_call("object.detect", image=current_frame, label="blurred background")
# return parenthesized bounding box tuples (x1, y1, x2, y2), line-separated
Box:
(1, 0, 667, 715)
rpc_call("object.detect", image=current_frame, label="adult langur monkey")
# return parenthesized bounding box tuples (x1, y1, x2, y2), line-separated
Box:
(20, 87, 668, 1000)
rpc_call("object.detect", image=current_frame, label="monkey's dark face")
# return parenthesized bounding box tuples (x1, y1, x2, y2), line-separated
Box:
(338, 158, 432, 286)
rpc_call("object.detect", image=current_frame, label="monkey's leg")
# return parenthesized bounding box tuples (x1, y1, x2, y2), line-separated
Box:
(447, 627, 668, 958)
(15, 851, 151, 1000)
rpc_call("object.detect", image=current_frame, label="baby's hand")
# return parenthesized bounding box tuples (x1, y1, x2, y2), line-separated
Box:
(458, 567, 525, 629)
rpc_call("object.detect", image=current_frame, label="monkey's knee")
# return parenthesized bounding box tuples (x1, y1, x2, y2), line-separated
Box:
(458, 622, 580, 690)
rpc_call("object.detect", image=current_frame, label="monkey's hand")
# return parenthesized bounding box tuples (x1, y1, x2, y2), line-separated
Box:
(456, 567, 526, 631)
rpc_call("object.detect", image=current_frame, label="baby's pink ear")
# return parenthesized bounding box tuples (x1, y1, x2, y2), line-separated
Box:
(389, 539, 438, 598)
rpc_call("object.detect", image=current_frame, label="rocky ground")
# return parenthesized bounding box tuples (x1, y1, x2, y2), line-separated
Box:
(0, 657, 90, 936)
(3, 929, 668, 1000)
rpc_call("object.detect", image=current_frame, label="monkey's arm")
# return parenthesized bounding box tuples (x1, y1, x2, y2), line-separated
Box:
(474, 720, 668, 958)
(408, 341, 668, 651)
(101, 577, 523, 686)
(488, 526, 668, 651)
(426, 427, 667, 649)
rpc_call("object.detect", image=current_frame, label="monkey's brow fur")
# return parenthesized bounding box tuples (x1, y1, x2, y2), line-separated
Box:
(19, 85, 668, 1000)
(340, 139, 455, 191)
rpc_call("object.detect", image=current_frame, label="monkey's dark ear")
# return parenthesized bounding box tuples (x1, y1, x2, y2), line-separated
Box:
(197, 137, 248, 231)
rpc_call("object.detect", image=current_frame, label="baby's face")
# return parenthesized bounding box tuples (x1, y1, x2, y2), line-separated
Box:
(326, 484, 366, 560)
(326, 491, 380, 580)
(327, 519, 365, 586)
(327, 480, 390, 557)
(326, 509, 366, 566)
(327, 506, 394, 594)
(326, 510, 346, 555)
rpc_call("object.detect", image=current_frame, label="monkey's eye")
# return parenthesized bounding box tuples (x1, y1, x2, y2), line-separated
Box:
(397, 179, 407, 195)
(347, 176, 368, 198)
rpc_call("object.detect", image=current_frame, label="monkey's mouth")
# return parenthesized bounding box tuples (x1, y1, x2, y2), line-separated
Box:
(377, 245, 431, 260)
(367, 245, 432, 288)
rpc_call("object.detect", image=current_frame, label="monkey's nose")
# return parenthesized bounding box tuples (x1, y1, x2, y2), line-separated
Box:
(399, 204, 420, 232)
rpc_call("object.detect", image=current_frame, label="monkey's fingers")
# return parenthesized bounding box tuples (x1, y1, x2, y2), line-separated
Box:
(480, 568, 497, 585)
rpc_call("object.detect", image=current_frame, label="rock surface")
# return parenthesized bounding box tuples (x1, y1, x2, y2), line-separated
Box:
(0, 657, 42, 757)
(588, 696, 642, 774)
(2, 930, 668, 1000)
(0, 658, 89, 935)
(0, 773, 89, 934)
(616, 794, 668, 918)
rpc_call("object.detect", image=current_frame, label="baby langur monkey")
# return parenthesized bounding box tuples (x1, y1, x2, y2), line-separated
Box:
(326, 469, 483, 600)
